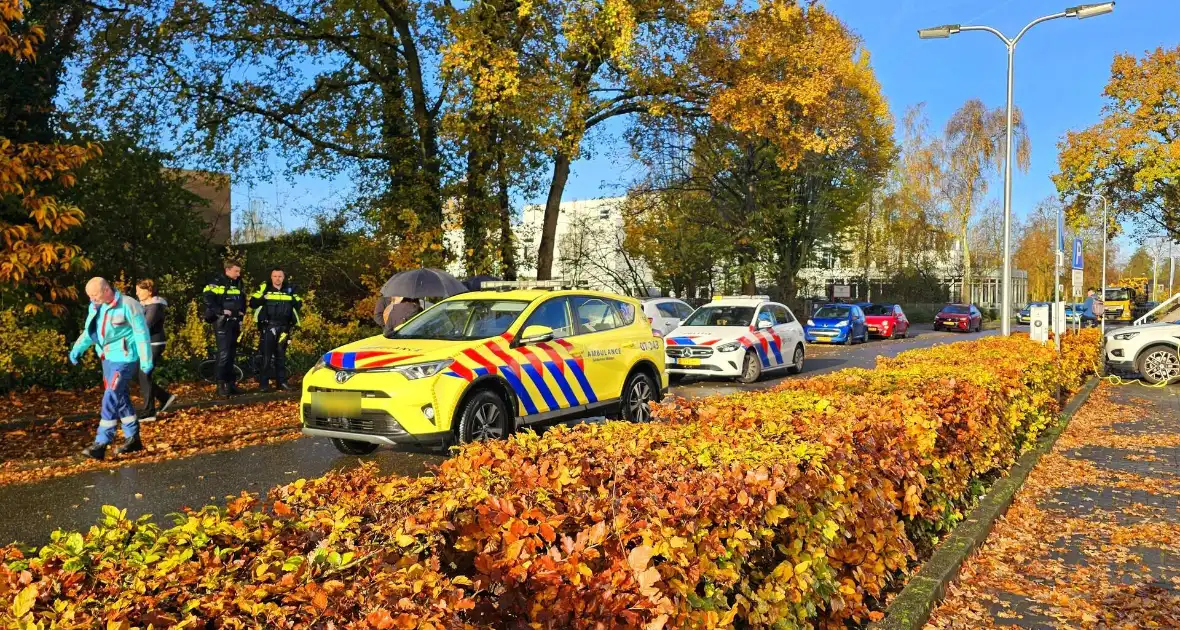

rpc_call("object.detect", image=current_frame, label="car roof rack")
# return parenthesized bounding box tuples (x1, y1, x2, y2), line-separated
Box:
(481, 280, 591, 291)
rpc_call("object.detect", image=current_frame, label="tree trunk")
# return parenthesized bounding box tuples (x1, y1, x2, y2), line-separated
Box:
(497, 152, 517, 280)
(960, 227, 972, 304)
(536, 149, 572, 280)
(462, 147, 493, 277)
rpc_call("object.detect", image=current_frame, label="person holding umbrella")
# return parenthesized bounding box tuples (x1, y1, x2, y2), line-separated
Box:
(374, 268, 468, 335)
(374, 295, 421, 335)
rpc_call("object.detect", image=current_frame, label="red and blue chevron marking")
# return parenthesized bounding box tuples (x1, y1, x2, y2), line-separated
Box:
(323, 350, 421, 370)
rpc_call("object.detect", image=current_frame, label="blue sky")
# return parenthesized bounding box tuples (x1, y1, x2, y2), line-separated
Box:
(244, 0, 1178, 244)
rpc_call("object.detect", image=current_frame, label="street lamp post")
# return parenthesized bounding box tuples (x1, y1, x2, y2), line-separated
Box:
(919, 3, 1116, 337)
(1080, 192, 1109, 338)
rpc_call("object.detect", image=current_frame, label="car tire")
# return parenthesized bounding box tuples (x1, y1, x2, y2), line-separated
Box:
(621, 371, 657, 423)
(1136, 345, 1180, 385)
(843, 331, 854, 346)
(737, 350, 762, 384)
(787, 344, 805, 375)
(457, 390, 511, 444)
(330, 438, 379, 456)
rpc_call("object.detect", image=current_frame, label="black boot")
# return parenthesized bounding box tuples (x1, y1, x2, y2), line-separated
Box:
(278, 382, 294, 392)
(81, 443, 106, 460)
(116, 434, 144, 456)
(258, 380, 272, 393)
(227, 382, 243, 396)
(216, 382, 229, 398)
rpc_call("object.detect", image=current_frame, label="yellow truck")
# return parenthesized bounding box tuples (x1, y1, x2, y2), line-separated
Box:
(1104, 277, 1149, 323)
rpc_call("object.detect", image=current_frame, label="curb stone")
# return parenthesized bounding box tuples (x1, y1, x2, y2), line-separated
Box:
(869, 375, 1100, 630)
(0, 391, 300, 431)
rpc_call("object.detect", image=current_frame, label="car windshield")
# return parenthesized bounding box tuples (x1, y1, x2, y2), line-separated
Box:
(388, 299, 529, 340)
(1105, 288, 1130, 301)
(942, 305, 970, 315)
(683, 305, 756, 327)
(861, 304, 893, 316)
(814, 306, 851, 319)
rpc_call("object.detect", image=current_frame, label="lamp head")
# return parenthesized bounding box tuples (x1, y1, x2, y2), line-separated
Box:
(1066, 3, 1115, 19)
(918, 24, 961, 39)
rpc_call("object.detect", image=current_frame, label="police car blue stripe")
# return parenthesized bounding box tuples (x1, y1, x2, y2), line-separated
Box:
(669, 336, 695, 346)
(565, 359, 597, 404)
(543, 362, 580, 407)
(499, 368, 539, 415)
(521, 364, 560, 411)
(768, 339, 783, 364)
(753, 343, 770, 368)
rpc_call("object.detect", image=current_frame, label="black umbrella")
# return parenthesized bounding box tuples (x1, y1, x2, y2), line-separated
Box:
(463, 274, 501, 290)
(380, 268, 469, 299)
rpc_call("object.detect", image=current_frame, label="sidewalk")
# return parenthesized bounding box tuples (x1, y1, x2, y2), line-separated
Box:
(926, 382, 1180, 629)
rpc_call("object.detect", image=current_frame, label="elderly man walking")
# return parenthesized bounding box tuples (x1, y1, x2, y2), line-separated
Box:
(69, 277, 153, 459)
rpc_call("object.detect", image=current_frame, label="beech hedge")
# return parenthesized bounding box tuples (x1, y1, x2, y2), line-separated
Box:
(0, 331, 1101, 629)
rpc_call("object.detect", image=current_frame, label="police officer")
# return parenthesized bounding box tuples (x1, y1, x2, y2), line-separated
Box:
(250, 267, 303, 392)
(203, 259, 247, 396)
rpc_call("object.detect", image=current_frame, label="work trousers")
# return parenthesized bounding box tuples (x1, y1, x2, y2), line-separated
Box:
(97, 360, 139, 446)
(259, 326, 290, 386)
(215, 318, 241, 383)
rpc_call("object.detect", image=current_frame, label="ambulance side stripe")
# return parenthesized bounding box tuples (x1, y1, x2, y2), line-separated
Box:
(498, 367, 539, 415)
(564, 359, 597, 404)
(520, 364, 559, 411)
(544, 362, 580, 407)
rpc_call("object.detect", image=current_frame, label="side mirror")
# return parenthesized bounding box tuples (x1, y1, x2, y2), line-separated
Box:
(520, 325, 555, 345)
(757, 319, 773, 330)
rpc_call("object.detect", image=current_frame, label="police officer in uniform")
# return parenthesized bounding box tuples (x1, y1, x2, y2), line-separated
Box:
(203, 259, 247, 396)
(250, 267, 303, 392)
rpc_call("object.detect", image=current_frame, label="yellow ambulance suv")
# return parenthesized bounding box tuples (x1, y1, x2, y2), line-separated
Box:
(301, 286, 666, 454)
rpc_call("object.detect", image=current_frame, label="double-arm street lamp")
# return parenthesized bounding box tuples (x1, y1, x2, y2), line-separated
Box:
(919, 3, 1116, 337)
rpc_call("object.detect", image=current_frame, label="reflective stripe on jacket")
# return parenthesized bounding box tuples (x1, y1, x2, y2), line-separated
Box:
(250, 282, 303, 328)
(71, 291, 153, 369)
(203, 275, 247, 322)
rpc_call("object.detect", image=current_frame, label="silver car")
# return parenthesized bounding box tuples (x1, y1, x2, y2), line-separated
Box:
(641, 297, 695, 337)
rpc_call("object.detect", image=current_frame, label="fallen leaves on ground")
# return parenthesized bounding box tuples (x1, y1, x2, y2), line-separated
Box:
(0, 377, 301, 424)
(925, 384, 1180, 629)
(0, 400, 301, 487)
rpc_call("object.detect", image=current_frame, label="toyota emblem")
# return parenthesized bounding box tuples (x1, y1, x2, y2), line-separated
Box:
(335, 370, 353, 384)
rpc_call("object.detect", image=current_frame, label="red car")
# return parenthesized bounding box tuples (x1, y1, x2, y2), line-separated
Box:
(934, 303, 983, 333)
(858, 302, 910, 339)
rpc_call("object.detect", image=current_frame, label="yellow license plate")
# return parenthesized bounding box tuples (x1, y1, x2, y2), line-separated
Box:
(677, 358, 702, 366)
(310, 391, 362, 417)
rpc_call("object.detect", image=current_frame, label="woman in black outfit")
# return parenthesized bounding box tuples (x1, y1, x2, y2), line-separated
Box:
(135, 279, 176, 420)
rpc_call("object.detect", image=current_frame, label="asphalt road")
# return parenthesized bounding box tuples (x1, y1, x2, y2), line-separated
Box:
(0, 324, 994, 546)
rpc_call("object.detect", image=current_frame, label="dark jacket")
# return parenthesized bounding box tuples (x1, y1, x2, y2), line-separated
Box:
(142, 296, 168, 345)
(202, 274, 247, 323)
(375, 296, 422, 335)
(250, 281, 303, 328)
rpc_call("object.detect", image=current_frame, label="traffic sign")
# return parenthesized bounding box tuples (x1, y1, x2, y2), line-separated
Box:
(1072, 269, 1084, 297)
(1072, 238, 1084, 269)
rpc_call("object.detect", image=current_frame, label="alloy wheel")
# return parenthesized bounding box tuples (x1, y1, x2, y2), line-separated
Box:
(1143, 350, 1180, 384)
(471, 402, 504, 441)
(794, 346, 804, 368)
(627, 378, 653, 423)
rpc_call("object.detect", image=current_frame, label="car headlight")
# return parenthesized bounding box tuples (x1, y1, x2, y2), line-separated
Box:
(806, 319, 815, 327)
(716, 341, 742, 352)
(835, 320, 849, 328)
(1112, 331, 1140, 341)
(312, 357, 326, 371)
(376, 359, 454, 380)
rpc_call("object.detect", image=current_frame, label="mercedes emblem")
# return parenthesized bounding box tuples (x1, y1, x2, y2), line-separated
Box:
(335, 370, 353, 384)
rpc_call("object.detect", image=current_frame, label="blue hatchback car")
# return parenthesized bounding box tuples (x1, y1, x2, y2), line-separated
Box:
(805, 303, 869, 345)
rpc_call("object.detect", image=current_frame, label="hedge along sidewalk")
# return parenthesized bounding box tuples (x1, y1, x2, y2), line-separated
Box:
(869, 375, 1101, 630)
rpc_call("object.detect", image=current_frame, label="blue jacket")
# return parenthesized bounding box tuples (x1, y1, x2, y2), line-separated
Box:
(1081, 296, 1096, 318)
(70, 291, 154, 371)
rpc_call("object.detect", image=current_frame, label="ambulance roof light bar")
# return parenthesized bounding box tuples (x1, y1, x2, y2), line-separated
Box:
(481, 280, 590, 291)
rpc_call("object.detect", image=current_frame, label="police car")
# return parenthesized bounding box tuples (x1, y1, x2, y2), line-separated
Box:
(664, 295, 806, 383)
(301, 283, 667, 454)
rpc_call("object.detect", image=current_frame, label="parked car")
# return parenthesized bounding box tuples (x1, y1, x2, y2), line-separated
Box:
(1105, 322, 1180, 385)
(665, 295, 805, 384)
(641, 297, 695, 337)
(805, 303, 869, 345)
(857, 302, 910, 339)
(1065, 304, 1083, 325)
(934, 304, 983, 333)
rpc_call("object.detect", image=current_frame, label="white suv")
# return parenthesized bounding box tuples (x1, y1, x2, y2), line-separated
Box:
(1105, 322, 1180, 385)
(665, 295, 805, 383)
